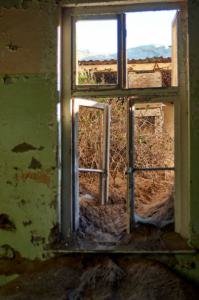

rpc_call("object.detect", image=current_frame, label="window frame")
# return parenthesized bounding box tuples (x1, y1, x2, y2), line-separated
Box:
(60, 1, 189, 246)
(72, 14, 122, 90)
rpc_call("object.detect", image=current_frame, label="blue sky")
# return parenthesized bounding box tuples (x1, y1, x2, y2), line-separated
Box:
(76, 10, 177, 55)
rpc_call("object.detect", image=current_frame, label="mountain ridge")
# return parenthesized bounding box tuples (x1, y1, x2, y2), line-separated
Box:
(79, 44, 171, 61)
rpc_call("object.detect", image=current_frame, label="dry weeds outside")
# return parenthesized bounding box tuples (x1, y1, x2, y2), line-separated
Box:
(74, 97, 178, 250)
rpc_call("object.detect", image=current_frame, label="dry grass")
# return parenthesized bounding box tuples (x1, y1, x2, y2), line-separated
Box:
(78, 98, 174, 205)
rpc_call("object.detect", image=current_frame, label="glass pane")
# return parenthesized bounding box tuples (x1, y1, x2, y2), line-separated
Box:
(126, 10, 178, 88)
(76, 19, 118, 85)
(134, 170, 175, 228)
(134, 102, 174, 168)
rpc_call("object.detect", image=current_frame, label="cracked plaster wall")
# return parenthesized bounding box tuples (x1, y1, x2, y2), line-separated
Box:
(0, 1, 58, 259)
(188, 0, 199, 250)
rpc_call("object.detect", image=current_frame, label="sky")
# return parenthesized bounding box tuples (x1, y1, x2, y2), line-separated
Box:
(76, 10, 177, 55)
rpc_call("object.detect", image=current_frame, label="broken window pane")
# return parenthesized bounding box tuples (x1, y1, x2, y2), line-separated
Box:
(126, 10, 178, 88)
(76, 19, 118, 86)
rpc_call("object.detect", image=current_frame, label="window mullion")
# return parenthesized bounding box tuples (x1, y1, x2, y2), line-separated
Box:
(118, 13, 127, 89)
(72, 16, 77, 89)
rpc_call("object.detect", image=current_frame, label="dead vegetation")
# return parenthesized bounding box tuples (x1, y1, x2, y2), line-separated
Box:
(78, 98, 175, 246)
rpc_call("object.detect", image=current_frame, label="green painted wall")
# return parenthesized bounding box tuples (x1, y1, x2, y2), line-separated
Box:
(0, 2, 58, 260)
(188, 0, 199, 249)
(0, 75, 57, 259)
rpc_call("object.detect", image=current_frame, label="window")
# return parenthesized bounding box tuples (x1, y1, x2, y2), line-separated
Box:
(75, 18, 118, 86)
(60, 1, 189, 250)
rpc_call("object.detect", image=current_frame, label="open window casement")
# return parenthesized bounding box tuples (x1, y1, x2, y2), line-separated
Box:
(72, 98, 110, 231)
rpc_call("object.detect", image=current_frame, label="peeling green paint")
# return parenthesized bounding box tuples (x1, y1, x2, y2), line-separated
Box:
(0, 274, 19, 287)
(0, 75, 57, 259)
(188, 0, 199, 249)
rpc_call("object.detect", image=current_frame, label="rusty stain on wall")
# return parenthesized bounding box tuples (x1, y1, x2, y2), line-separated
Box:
(16, 170, 51, 187)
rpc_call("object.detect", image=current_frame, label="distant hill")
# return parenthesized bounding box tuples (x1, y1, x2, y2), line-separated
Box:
(79, 44, 171, 61)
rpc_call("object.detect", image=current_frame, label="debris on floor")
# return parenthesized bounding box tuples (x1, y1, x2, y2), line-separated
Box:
(0, 256, 198, 300)
(76, 195, 188, 251)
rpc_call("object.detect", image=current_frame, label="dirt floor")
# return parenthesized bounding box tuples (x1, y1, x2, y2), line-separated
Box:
(0, 255, 198, 300)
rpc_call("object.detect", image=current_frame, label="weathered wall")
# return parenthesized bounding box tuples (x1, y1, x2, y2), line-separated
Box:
(0, 1, 58, 259)
(128, 70, 162, 88)
(1, 0, 199, 286)
(188, 0, 199, 248)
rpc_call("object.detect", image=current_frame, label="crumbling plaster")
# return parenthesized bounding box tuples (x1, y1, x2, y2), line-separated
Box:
(0, 1, 58, 260)
(188, 0, 199, 249)
(0, 75, 57, 259)
(1, 0, 199, 286)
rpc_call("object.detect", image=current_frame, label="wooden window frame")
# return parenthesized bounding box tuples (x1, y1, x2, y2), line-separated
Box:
(60, 1, 189, 246)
